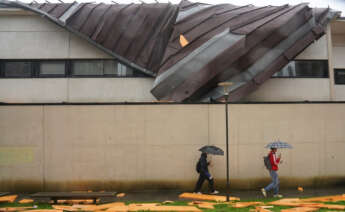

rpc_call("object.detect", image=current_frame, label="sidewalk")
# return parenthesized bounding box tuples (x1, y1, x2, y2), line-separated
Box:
(14, 186, 345, 203)
(113, 187, 345, 202)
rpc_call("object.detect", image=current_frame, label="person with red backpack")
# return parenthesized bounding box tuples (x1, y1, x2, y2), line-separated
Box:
(261, 148, 283, 198)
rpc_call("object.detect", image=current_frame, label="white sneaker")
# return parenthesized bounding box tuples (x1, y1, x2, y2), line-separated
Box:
(261, 188, 267, 198)
(210, 190, 219, 195)
(193, 192, 202, 194)
(273, 194, 283, 198)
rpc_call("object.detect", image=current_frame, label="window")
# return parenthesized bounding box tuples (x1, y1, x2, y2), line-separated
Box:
(39, 61, 66, 76)
(117, 63, 133, 77)
(0, 59, 149, 78)
(72, 60, 104, 76)
(3, 61, 33, 77)
(272, 60, 329, 78)
(334, 69, 345, 84)
(104, 60, 117, 75)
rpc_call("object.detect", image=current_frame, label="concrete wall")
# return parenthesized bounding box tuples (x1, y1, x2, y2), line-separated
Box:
(245, 78, 330, 102)
(0, 104, 344, 192)
(295, 35, 328, 60)
(0, 14, 112, 59)
(331, 21, 345, 100)
(0, 78, 156, 103)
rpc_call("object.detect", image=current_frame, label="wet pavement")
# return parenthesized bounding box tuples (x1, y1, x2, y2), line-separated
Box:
(13, 187, 345, 203)
(113, 187, 345, 202)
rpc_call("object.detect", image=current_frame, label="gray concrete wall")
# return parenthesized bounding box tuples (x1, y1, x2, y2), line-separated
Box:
(0, 14, 112, 59)
(0, 104, 344, 192)
(331, 21, 345, 100)
(0, 78, 156, 103)
(245, 78, 331, 102)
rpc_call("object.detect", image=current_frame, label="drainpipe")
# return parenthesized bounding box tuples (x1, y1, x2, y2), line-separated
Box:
(326, 23, 335, 101)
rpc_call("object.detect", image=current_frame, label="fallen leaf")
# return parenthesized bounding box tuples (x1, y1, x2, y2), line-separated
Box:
(0, 195, 18, 203)
(116, 193, 126, 198)
(19, 199, 34, 204)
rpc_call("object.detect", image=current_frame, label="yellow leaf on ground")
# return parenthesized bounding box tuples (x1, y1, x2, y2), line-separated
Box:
(188, 201, 217, 206)
(129, 205, 201, 211)
(197, 203, 214, 209)
(105, 205, 201, 212)
(128, 203, 160, 207)
(93, 202, 126, 210)
(52, 205, 79, 211)
(231, 202, 263, 208)
(255, 206, 273, 212)
(0, 195, 17, 203)
(22, 210, 62, 212)
(302, 195, 345, 202)
(71, 204, 98, 211)
(18, 199, 34, 204)
(0, 207, 32, 212)
(104, 206, 129, 212)
(116, 193, 126, 198)
(179, 192, 239, 202)
(281, 207, 319, 212)
(56, 199, 95, 204)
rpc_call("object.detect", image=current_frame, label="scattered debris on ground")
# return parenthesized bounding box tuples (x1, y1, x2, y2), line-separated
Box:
(116, 193, 126, 198)
(179, 192, 240, 202)
(0, 195, 17, 203)
(18, 199, 33, 204)
(0, 193, 344, 211)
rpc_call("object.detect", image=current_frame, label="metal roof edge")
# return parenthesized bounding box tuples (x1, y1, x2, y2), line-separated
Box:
(0, 0, 156, 77)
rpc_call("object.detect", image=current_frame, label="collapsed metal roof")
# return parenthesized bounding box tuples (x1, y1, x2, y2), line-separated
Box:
(152, 1, 340, 102)
(0, 0, 340, 102)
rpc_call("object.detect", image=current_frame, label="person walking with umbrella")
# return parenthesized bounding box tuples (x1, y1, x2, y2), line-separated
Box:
(261, 141, 292, 198)
(194, 145, 222, 194)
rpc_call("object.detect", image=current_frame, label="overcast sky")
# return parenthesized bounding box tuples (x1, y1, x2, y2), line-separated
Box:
(18, 0, 345, 16)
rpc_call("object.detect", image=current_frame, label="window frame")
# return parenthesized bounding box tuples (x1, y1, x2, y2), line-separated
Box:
(334, 69, 345, 85)
(1, 60, 35, 78)
(0, 59, 151, 78)
(271, 59, 329, 79)
(38, 60, 68, 78)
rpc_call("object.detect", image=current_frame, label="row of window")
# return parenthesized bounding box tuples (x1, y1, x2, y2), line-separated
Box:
(272, 60, 345, 84)
(272, 60, 329, 78)
(2, 60, 345, 84)
(0, 60, 149, 78)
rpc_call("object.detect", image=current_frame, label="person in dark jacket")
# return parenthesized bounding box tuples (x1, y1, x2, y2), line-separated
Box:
(194, 152, 219, 194)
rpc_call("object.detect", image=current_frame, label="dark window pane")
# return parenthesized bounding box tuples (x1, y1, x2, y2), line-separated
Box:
(335, 69, 345, 84)
(40, 61, 65, 76)
(72, 61, 103, 76)
(4, 62, 32, 77)
(104, 60, 117, 75)
(273, 60, 328, 78)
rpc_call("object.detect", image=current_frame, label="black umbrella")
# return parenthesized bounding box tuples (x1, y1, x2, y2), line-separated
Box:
(199, 145, 224, 155)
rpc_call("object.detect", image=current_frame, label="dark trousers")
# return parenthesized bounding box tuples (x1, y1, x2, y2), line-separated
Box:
(194, 173, 214, 192)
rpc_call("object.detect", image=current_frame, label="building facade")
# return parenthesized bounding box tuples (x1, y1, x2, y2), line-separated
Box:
(0, 2, 345, 192)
